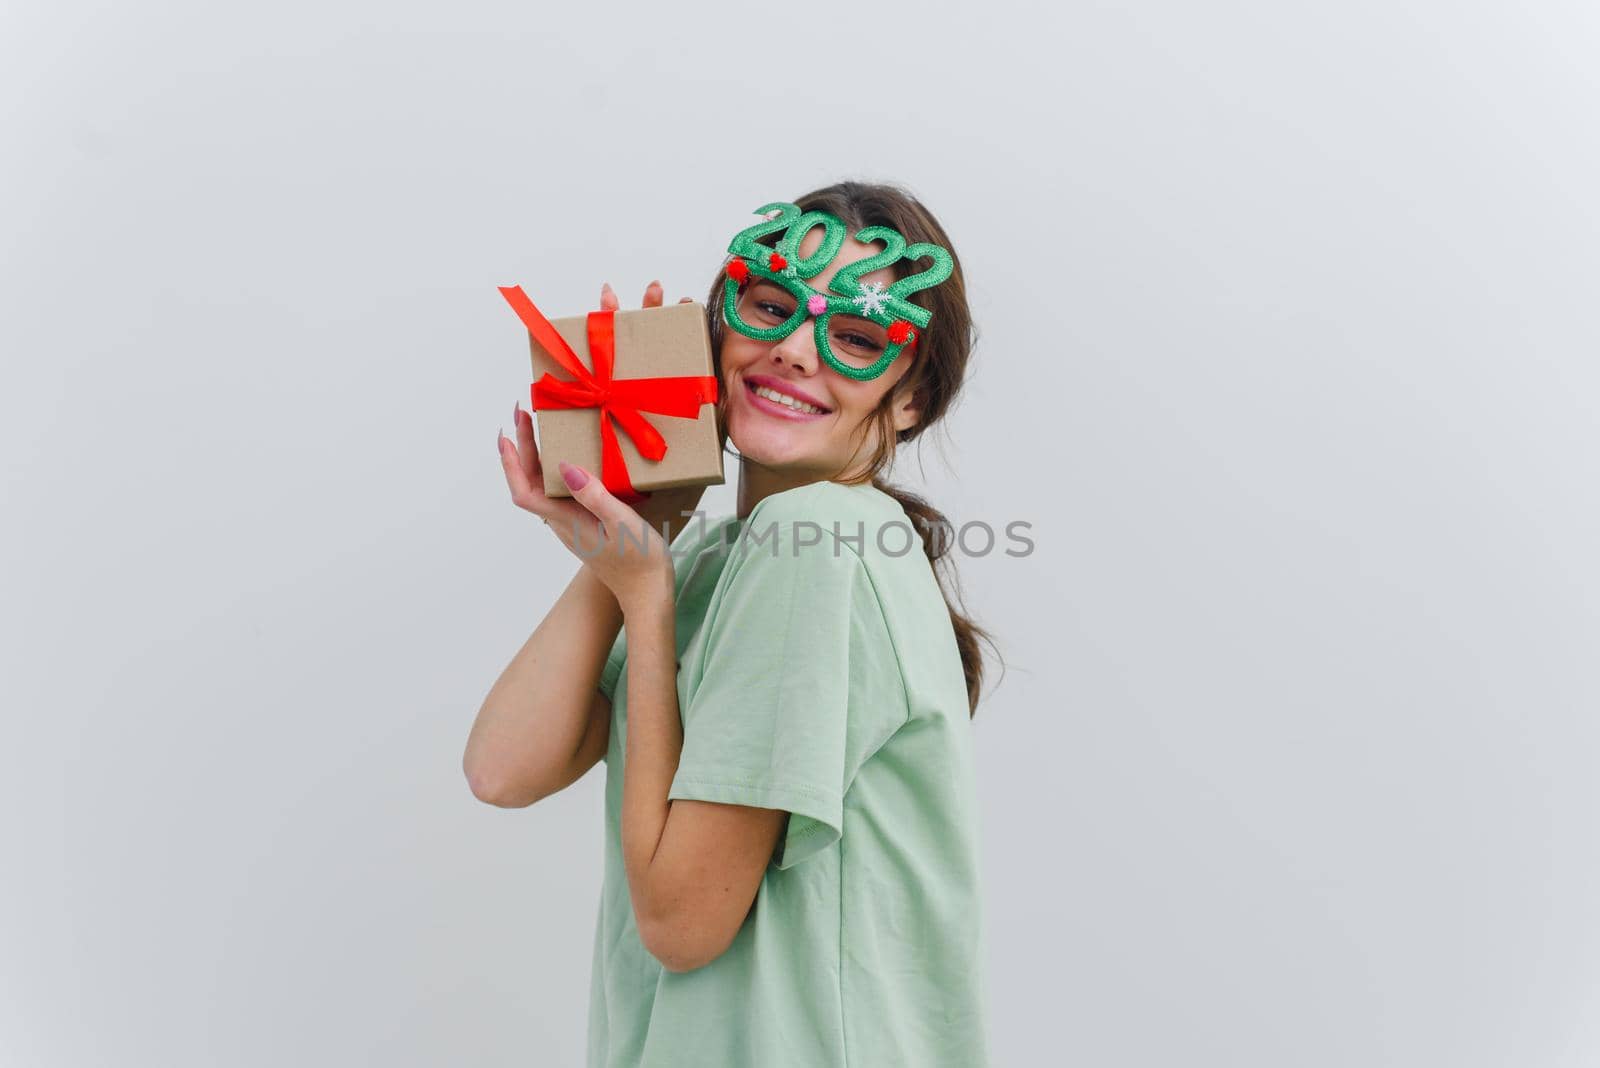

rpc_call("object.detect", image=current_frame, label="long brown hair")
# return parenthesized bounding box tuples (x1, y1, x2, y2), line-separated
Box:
(704, 180, 1002, 718)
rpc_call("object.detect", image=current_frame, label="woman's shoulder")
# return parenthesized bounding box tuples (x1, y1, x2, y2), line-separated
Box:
(742, 480, 910, 557)
(736, 481, 945, 616)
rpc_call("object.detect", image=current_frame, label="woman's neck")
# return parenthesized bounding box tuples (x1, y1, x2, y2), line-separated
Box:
(735, 458, 829, 519)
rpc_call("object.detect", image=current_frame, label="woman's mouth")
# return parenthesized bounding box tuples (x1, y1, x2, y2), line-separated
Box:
(742, 377, 831, 420)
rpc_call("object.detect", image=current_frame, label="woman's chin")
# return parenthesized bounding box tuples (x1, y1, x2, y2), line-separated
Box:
(728, 420, 824, 471)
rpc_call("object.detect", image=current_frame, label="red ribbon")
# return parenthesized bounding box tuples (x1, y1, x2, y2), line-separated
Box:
(499, 286, 719, 503)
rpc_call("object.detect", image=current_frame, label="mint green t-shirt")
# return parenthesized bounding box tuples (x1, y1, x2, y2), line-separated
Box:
(586, 480, 989, 1067)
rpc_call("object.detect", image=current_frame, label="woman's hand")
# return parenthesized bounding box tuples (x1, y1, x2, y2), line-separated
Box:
(498, 408, 675, 618)
(496, 279, 701, 612)
(552, 459, 675, 619)
(497, 400, 598, 544)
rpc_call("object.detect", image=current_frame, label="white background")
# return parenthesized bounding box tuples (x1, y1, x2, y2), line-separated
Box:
(4, 1, 1598, 1065)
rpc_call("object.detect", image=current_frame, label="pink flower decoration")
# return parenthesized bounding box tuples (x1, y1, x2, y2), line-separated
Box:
(807, 294, 827, 316)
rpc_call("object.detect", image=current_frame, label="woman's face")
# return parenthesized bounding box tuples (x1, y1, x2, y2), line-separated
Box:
(719, 227, 922, 481)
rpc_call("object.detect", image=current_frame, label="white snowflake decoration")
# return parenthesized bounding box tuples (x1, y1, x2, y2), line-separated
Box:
(852, 282, 891, 317)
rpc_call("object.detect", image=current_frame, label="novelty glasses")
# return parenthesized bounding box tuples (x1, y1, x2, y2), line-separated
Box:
(719, 202, 954, 382)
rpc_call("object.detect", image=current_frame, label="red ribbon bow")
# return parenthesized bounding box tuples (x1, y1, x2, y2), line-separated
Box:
(499, 286, 719, 503)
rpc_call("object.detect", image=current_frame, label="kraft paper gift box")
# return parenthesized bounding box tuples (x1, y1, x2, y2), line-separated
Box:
(500, 287, 724, 501)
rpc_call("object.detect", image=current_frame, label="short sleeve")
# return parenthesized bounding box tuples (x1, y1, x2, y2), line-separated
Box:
(598, 628, 627, 703)
(667, 514, 907, 870)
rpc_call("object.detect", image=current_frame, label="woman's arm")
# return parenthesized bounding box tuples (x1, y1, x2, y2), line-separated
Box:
(538, 460, 783, 973)
(613, 549, 786, 974)
(462, 564, 623, 808)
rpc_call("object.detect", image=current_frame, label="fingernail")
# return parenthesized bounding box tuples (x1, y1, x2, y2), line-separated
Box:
(559, 461, 589, 490)
(497, 426, 505, 447)
(512, 402, 520, 425)
(649, 279, 661, 290)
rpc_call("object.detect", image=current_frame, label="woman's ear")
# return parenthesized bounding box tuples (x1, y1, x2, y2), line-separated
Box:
(890, 378, 925, 434)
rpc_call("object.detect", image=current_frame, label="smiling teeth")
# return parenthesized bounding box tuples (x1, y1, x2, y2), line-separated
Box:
(753, 385, 825, 414)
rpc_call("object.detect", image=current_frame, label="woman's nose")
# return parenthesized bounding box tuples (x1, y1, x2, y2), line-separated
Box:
(769, 328, 818, 373)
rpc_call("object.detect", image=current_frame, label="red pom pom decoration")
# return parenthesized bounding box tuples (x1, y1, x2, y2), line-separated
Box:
(887, 320, 916, 346)
(768, 252, 787, 271)
(727, 258, 750, 284)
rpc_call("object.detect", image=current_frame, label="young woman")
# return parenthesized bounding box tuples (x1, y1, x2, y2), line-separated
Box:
(467, 181, 996, 1067)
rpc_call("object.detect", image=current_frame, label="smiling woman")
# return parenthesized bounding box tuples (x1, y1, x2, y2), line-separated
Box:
(470, 179, 997, 1068)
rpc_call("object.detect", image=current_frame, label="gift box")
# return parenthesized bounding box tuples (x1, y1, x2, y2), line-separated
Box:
(499, 286, 724, 501)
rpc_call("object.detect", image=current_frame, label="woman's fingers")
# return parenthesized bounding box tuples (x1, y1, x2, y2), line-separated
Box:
(601, 279, 689, 310)
(498, 424, 552, 513)
(498, 429, 600, 530)
(513, 402, 541, 483)
(498, 427, 536, 505)
(558, 462, 658, 556)
(498, 424, 617, 552)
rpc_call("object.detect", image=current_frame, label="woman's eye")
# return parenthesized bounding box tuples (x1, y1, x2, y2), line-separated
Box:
(840, 333, 882, 352)
(757, 301, 793, 319)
